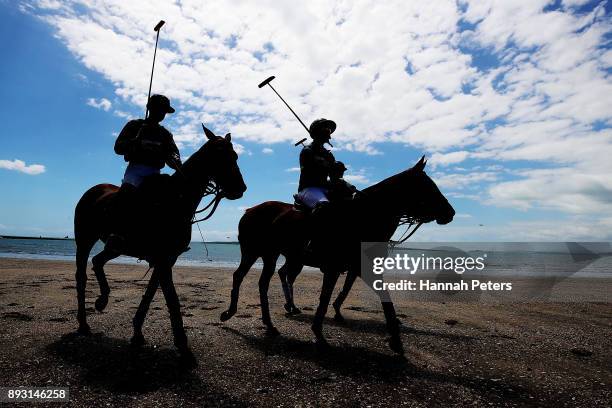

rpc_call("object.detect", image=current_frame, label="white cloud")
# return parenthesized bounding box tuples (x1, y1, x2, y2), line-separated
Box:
(261, 147, 274, 154)
(113, 109, 132, 119)
(86, 97, 112, 111)
(487, 167, 612, 214)
(430, 151, 470, 168)
(285, 167, 300, 172)
(232, 143, 251, 156)
(344, 168, 370, 186)
(24, 1, 612, 221)
(0, 159, 46, 175)
(433, 171, 498, 190)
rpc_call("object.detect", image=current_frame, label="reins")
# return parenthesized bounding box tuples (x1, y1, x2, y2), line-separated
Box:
(172, 157, 224, 224)
(192, 187, 223, 223)
(390, 216, 424, 250)
(354, 188, 426, 249)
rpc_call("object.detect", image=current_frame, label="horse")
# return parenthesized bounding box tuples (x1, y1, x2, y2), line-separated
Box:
(73, 126, 246, 364)
(220, 156, 454, 353)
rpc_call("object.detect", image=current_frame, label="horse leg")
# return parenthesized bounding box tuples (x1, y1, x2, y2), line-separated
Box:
(130, 270, 159, 347)
(278, 261, 292, 312)
(75, 238, 96, 335)
(279, 259, 303, 315)
(157, 264, 195, 366)
(311, 268, 341, 350)
(220, 252, 258, 321)
(259, 254, 280, 335)
(378, 292, 404, 355)
(91, 248, 118, 312)
(332, 270, 358, 323)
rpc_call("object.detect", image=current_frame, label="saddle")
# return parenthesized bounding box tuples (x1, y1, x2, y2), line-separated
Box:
(292, 194, 312, 213)
(105, 175, 177, 249)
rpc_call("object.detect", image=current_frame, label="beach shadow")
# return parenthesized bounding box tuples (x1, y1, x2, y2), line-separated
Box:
(221, 326, 411, 382)
(221, 326, 533, 404)
(284, 312, 476, 342)
(47, 332, 199, 394)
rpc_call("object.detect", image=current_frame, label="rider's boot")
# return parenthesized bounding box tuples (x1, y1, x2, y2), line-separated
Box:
(304, 201, 333, 259)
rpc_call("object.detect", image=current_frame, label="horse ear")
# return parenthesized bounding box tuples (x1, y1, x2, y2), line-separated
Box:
(202, 123, 216, 140)
(225, 133, 231, 142)
(415, 155, 427, 171)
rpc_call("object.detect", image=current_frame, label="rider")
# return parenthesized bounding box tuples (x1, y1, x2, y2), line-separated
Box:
(115, 94, 182, 186)
(297, 118, 336, 209)
(327, 161, 358, 202)
(106, 94, 182, 251)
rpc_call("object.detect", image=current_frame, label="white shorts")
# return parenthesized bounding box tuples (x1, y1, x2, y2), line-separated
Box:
(122, 163, 160, 187)
(297, 187, 329, 209)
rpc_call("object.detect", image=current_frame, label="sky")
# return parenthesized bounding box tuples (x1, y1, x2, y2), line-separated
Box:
(0, 0, 611, 242)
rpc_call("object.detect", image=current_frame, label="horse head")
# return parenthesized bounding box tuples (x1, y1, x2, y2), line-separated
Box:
(181, 125, 247, 200)
(404, 156, 455, 225)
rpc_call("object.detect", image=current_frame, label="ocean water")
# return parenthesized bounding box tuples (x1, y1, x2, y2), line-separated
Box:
(0, 238, 249, 269)
(1, 239, 611, 278)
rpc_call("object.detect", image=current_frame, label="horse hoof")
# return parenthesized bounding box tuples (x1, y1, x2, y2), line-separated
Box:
(388, 336, 404, 355)
(220, 309, 235, 322)
(284, 303, 292, 313)
(178, 348, 198, 369)
(333, 313, 346, 323)
(266, 326, 280, 337)
(77, 324, 91, 336)
(314, 338, 332, 353)
(284, 305, 302, 316)
(130, 333, 146, 347)
(94, 296, 109, 312)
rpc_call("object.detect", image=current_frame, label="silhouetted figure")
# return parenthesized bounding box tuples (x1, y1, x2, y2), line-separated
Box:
(327, 161, 358, 202)
(296, 118, 336, 208)
(74, 126, 246, 366)
(220, 156, 456, 353)
(107, 94, 181, 251)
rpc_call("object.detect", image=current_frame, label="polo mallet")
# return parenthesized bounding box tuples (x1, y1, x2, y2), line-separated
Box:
(258, 76, 314, 144)
(145, 20, 165, 119)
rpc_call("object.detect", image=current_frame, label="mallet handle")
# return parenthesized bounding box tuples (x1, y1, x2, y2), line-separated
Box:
(266, 83, 310, 135)
(146, 21, 164, 118)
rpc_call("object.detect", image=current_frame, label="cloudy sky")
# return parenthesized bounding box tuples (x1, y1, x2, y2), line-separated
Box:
(1, 0, 611, 241)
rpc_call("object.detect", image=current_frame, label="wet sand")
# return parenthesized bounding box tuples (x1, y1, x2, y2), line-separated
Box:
(0, 257, 610, 407)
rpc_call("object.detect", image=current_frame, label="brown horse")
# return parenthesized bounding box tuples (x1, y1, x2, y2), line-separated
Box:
(220, 157, 454, 353)
(73, 127, 246, 364)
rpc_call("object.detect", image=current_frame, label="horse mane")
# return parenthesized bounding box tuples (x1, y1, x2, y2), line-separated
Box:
(179, 140, 208, 174)
(360, 167, 413, 196)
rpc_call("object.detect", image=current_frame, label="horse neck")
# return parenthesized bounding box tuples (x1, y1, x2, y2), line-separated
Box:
(360, 169, 411, 211)
(353, 170, 412, 240)
(171, 148, 212, 213)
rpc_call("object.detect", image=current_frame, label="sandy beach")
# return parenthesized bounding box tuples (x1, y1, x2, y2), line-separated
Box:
(0, 257, 610, 407)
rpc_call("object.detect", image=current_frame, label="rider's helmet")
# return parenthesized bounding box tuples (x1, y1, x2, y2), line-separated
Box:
(309, 118, 336, 142)
(147, 94, 175, 114)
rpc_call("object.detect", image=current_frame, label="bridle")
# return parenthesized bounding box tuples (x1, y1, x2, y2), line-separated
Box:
(389, 215, 426, 249)
(171, 148, 226, 225)
(192, 181, 223, 223)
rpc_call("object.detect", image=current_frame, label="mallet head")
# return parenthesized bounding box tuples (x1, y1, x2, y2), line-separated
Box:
(154, 20, 165, 32)
(258, 76, 276, 88)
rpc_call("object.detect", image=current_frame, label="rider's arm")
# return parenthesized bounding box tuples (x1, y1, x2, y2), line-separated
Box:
(164, 130, 182, 170)
(299, 147, 314, 169)
(114, 120, 141, 156)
